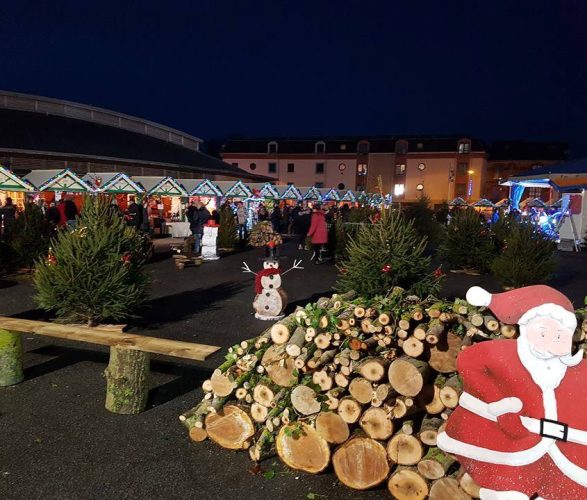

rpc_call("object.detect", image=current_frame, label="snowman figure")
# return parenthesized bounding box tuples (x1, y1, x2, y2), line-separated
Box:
(242, 247, 303, 321)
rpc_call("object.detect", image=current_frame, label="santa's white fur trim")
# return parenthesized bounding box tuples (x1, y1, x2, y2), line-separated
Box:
(466, 286, 492, 307)
(518, 303, 577, 330)
(548, 445, 587, 487)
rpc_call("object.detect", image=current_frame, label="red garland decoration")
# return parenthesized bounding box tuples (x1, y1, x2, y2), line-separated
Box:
(46, 254, 57, 266)
(381, 264, 392, 273)
(121, 252, 132, 265)
(434, 266, 444, 279)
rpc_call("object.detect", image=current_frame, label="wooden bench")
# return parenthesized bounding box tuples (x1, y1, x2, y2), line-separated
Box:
(0, 316, 221, 414)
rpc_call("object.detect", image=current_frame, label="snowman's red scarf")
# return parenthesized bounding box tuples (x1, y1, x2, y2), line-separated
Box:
(255, 268, 281, 294)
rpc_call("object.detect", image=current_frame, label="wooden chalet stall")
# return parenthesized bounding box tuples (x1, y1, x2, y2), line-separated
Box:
(180, 178, 223, 213)
(83, 172, 144, 212)
(276, 184, 303, 205)
(23, 169, 93, 210)
(133, 176, 188, 236)
(319, 187, 341, 206)
(301, 186, 322, 205)
(338, 189, 358, 206)
(0, 165, 34, 209)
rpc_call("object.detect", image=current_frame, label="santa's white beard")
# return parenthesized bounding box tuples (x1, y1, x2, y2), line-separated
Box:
(516, 334, 570, 390)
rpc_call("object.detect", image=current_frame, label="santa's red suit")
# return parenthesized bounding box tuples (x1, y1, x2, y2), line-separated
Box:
(437, 286, 587, 500)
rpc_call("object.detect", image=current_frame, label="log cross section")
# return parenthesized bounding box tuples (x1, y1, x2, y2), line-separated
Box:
(0, 317, 220, 361)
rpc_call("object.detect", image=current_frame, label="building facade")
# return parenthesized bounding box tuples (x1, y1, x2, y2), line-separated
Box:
(222, 136, 488, 205)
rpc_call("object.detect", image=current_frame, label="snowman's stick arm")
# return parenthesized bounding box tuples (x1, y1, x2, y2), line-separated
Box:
(241, 262, 258, 275)
(282, 259, 304, 275)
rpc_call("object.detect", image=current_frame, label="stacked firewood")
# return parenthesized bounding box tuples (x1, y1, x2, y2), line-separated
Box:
(248, 221, 283, 247)
(180, 289, 587, 499)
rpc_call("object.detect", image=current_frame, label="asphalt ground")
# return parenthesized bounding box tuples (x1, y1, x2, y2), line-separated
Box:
(0, 240, 585, 500)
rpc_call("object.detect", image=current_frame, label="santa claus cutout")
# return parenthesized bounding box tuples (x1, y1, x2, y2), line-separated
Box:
(437, 285, 586, 500)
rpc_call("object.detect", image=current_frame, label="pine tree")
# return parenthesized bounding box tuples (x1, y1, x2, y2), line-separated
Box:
(335, 209, 442, 298)
(403, 196, 441, 244)
(7, 203, 53, 270)
(438, 208, 495, 272)
(217, 205, 237, 249)
(491, 221, 557, 288)
(34, 196, 149, 326)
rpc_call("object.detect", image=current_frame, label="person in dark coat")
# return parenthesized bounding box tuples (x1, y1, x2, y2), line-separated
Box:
(186, 201, 196, 224)
(190, 201, 210, 254)
(1, 197, 17, 240)
(294, 203, 312, 250)
(270, 205, 282, 232)
(64, 199, 78, 227)
(125, 196, 142, 228)
(257, 203, 268, 222)
(45, 201, 61, 227)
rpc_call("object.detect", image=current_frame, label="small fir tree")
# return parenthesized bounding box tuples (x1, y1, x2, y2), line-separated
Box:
(217, 205, 237, 249)
(491, 221, 557, 288)
(7, 203, 53, 269)
(403, 196, 441, 244)
(335, 209, 442, 298)
(438, 208, 495, 272)
(34, 196, 149, 326)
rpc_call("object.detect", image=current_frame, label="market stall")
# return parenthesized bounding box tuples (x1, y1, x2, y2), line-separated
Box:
(83, 172, 144, 212)
(133, 176, 188, 236)
(339, 189, 358, 206)
(472, 198, 495, 220)
(0, 165, 35, 209)
(185, 178, 223, 212)
(23, 169, 94, 211)
(276, 184, 303, 204)
(318, 187, 341, 205)
(301, 186, 322, 205)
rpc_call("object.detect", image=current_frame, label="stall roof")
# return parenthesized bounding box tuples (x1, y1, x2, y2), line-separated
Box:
(133, 176, 187, 196)
(24, 169, 94, 192)
(473, 198, 495, 207)
(319, 187, 340, 201)
(340, 190, 357, 202)
(215, 180, 253, 198)
(83, 172, 144, 194)
(449, 197, 469, 206)
(525, 198, 548, 208)
(0, 165, 34, 191)
(511, 158, 587, 179)
(301, 186, 322, 200)
(248, 182, 279, 199)
(277, 184, 303, 200)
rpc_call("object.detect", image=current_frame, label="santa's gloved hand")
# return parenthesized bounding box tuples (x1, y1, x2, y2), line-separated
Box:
(487, 397, 523, 417)
(497, 413, 528, 439)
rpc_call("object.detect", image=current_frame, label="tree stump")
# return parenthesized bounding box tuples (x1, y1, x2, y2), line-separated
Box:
(333, 436, 390, 490)
(104, 346, 150, 414)
(0, 329, 24, 386)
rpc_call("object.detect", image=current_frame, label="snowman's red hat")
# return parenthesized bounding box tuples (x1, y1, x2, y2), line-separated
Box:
(466, 285, 576, 329)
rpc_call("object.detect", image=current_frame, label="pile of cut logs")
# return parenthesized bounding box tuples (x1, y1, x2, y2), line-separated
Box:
(180, 289, 587, 499)
(248, 221, 283, 247)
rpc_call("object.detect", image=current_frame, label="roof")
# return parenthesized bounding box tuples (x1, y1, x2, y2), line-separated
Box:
(82, 172, 144, 193)
(0, 166, 34, 191)
(222, 135, 486, 155)
(133, 176, 187, 196)
(0, 108, 270, 181)
(512, 158, 587, 179)
(489, 141, 568, 161)
(24, 169, 93, 192)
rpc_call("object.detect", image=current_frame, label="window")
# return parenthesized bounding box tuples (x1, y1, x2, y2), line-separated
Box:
(268, 141, 278, 154)
(357, 141, 370, 154)
(338, 183, 345, 190)
(315, 182, 324, 188)
(268, 162, 277, 174)
(457, 162, 468, 175)
(417, 142, 424, 150)
(395, 140, 408, 154)
(249, 162, 257, 171)
(357, 163, 367, 176)
(455, 183, 467, 196)
(316, 163, 325, 174)
(458, 140, 471, 154)
(287, 163, 295, 173)
(340, 144, 347, 151)
(315, 141, 326, 154)
(394, 184, 405, 196)
(395, 164, 406, 175)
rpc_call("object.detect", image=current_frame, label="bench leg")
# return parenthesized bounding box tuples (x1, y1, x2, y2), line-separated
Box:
(104, 346, 150, 414)
(0, 329, 24, 386)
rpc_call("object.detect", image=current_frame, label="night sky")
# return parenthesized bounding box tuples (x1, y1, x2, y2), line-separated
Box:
(1, 1, 587, 155)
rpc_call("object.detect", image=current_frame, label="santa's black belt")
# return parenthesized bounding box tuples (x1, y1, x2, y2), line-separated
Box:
(521, 416, 587, 445)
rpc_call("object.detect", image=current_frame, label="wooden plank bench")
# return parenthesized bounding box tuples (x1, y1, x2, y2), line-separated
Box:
(0, 316, 221, 414)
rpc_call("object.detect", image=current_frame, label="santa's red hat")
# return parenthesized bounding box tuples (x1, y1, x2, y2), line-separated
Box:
(466, 285, 576, 329)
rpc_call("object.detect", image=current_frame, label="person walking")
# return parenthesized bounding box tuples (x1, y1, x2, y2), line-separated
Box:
(270, 204, 282, 232)
(307, 204, 328, 261)
(1, 197, 17, 240)
(257, 203, 268, 222)
(64, 198, 78, 227)
(236, 201, 247, 242)
(294, 203, 312, 250)
(189, 201, 210, 254)
(125, 196, 142, 228)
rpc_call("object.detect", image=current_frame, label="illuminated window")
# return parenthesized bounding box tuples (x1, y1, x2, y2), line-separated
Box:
(395, 164, 406, 175)
(458, 140, 471, 154)
(357, 163, 367, 176)
(340, 144, 347, 151)
(394, 184, 405, 196)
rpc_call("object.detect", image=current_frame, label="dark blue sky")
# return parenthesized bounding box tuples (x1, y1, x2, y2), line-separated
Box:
(1, 1, 586, 155)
